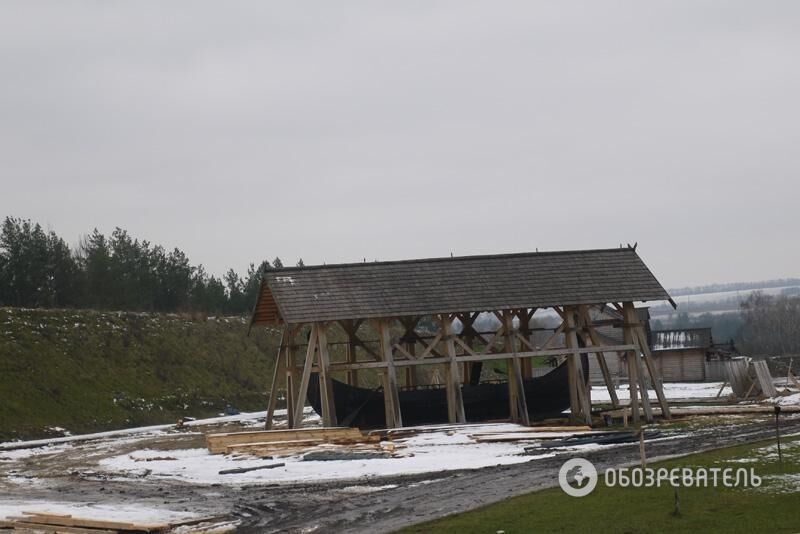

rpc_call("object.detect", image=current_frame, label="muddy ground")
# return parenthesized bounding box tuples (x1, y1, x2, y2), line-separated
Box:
(2, 413, 798, 533)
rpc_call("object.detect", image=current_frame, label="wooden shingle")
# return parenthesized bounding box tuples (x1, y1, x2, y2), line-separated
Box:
(251, 247, 672, 324)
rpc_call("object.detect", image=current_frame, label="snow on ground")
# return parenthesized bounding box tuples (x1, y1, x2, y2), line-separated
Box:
(774, 392, 800, 406)
(0, 501, 199, 524)
(0, 382, 759, 492)
(0, 407, 318, 451)
(591, 381, 731, 403)
(98, 423, 562, 485)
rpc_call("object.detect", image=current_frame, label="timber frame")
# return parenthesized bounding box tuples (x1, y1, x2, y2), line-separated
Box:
(262, 303, 671, 429)
(253, 247, 676, 429)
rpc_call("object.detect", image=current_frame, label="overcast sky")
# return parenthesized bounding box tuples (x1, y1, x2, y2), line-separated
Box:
(1, 2, 798, 289)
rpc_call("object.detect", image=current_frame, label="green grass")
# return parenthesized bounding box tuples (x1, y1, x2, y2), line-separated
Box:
(0, 308, 282, 440)
(403, 434, 800, 533)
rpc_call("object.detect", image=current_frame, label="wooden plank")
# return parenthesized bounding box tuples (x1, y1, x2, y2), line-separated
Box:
(753, 360, 778, 397)
(207, 427, 361, 454)
(13, 513, 166, 532)
(219, 462, 285, 475)
(2, 520, 118, 533)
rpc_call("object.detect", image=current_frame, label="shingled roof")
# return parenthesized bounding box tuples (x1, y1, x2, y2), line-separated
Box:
(251, 247, 673, 325)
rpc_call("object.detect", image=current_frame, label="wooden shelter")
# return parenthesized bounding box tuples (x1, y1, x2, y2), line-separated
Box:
(249, 247, 676, 429)
(651, 328, 713, 382)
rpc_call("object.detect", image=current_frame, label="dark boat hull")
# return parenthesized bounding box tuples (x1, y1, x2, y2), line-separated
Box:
(307, 356, 588, 428)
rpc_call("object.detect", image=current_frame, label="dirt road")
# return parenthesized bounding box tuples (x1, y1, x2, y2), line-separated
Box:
(6, 414, 796, 533)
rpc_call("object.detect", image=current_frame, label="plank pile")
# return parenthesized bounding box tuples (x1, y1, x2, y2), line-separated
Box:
(0, 511, 227, 533)
(206, 427, 379, 457)
(726, 358, 778, 399)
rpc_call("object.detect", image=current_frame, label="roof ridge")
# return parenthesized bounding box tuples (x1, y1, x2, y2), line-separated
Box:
(266, 246, 637, 274)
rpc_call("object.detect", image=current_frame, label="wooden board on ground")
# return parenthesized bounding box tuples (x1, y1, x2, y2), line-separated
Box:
(753, 360, 778, 397)
(0, 512, 223, 533)
(206, 427, 364, 454)
(604, 404, 800, 419)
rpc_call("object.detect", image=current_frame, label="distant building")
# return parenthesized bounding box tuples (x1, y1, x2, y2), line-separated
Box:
(585, 317, 736, 384)
(650, 328, 712, 381)
(649, 328, 736, 382)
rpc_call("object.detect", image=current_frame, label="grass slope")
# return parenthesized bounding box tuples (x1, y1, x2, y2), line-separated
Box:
(404, 434, 800, 533)
(0, 308, 280, 440)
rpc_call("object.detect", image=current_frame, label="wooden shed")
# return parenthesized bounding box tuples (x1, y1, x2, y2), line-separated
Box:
(250, 246, 676, 428)
(650, 328, 712, 382)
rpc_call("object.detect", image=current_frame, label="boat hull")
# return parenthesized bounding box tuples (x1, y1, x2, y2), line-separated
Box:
(307, 356, 588, 428)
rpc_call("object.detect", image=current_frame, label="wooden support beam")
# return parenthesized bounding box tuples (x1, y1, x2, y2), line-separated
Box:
(308, 344, 640, 372)
(503, 311, 530, 425)
(316, 322, 338, 427)
(517, 308, 533, 379)
(564, 307, 592, 425)
(292, 324, 318, 427)
(377, 319, 403, 428)
(622, 303, 653, 423)
(285, 326, 299, 429)
(632, 323, 672, 419)
(265, 327, 288, 430)
(577, 306, 620, 409)
(399, 316, 420, 387)
(441, 315, 467, 424)
(340, 319, 361, 386)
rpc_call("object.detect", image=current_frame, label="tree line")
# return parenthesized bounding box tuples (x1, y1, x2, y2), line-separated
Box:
(652, 291, 800, 356)
(0, 217, 301, 314)
(738, 291, 800, 356)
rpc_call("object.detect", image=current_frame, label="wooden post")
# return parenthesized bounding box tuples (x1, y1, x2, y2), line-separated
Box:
(564, 307, 591, 425)
(622, 303, 653, 423)
(292, 324, 318, 427)
(401, 317, 419, 388)
(503, 311, 530, 425)
(518, 309, 533, 379)
(577, 306, 620, 409)
(265, 327, 288, 429)
(285, 326, 298, 429)
(620, 304, 641, 426)
(316, 322, 338, 427)
(343, 320, 361, 387)
(441, 315, 467, 424)
(633, 325, 672, 419)
(378, 319, 403, 428)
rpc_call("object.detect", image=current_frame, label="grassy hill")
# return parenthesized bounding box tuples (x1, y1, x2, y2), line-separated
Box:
(0, 308, 281, 441)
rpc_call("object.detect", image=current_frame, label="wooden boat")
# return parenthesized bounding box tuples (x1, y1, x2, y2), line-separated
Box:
(307, 356, 588, 428)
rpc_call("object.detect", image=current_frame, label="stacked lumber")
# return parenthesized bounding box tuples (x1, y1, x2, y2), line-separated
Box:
(726, 358, 778, 399)
(0, 511, 226, 533)
(206, 427, 378, 457)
